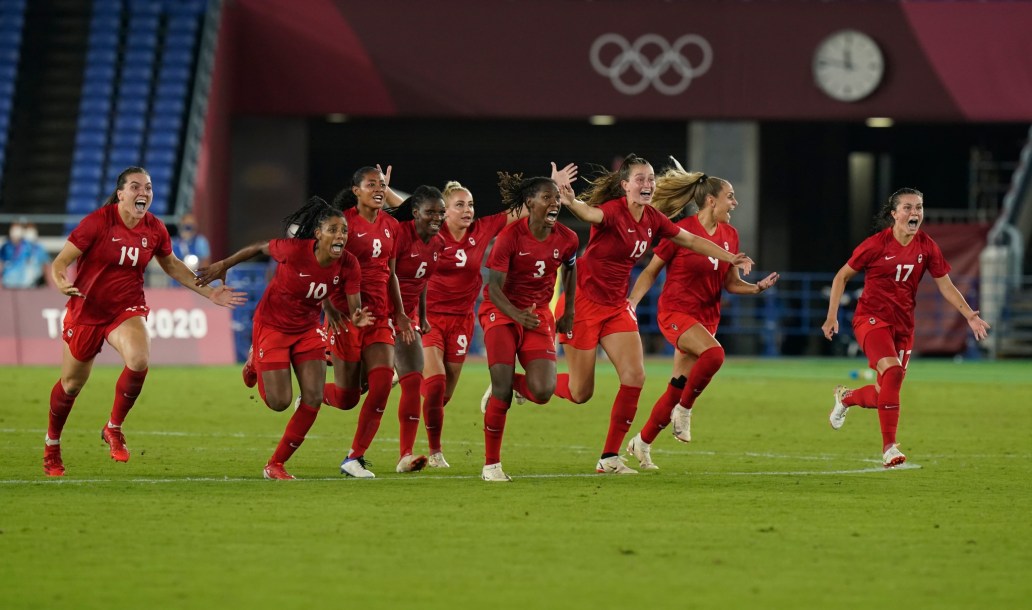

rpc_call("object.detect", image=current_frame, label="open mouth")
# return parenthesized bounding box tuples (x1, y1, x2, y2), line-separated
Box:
(428, 221, 442, 232)
(907, 218, 919, 230)
(640, 189, 652, 200)
(330, 242, 344, 255)
(545, 209, 559, 221)
(134, 198, 148, 212)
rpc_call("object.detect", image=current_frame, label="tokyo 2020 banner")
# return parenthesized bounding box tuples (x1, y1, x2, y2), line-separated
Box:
(0, 289, 236, 366)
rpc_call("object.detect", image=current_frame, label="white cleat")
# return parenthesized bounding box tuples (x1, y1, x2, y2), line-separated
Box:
(596, 455, 637, 474)
(480, 385, 492, 414)
(395, 454, 428, 473)
(626, 433, 658, 470)
(883, 444, 907, 469)
(391, 369, 400, 388)
(829, 385, 850, 430)
(481, 462, 512, 482)
(427, 452, 450, 468)
(513, 389, 526, 405)
(340, 457, 376, 478)
(671, 405, 692, 443)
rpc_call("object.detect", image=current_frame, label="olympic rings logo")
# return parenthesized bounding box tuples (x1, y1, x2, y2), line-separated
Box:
(590, 33, 713, 96)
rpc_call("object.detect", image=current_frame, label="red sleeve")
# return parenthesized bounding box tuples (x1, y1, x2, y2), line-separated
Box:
(268, 238, 292, 264)
(563, 232, 578, 265)
(653, 237, 677, 263)
(655, 211, 680, 240)
(847, 235, 879, 271)
(343, 252, 361, 294)
(69, 210, 101, 253)
(484, 212, 509, 239)
(486, 227, 515, 273)
(154, 219, 173, 257)
(926, 236, 952, 278)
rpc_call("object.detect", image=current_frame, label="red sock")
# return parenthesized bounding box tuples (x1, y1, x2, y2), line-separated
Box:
(47, 381, 77, 441)
(877, 366, 903, 449)
(484, 396, 511, 465)
(678, 347, 723, 409)
(512, 373, 547, 404)
(324, 383, 360, 410)
(640, 377, 685, 444)
(554, 372, 574, 402)
(269, 401, 319, 464)
(844, 385, 878, 408)
(421, 374, 446, 453)
(110, 367, 147, 426)
(348, 367, 394, 458)
(397, 372, 423, 457)
(603, 384, 641, 455)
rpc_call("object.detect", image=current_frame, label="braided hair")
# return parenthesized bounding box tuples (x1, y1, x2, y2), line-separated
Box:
(103, 166, 150, 205)
(283, 196, 343, 239)
(577, 153, 651, 207)
(497, 172, 555, 217)
(653, 169, 728, 220)
(873, 187, 923, 232)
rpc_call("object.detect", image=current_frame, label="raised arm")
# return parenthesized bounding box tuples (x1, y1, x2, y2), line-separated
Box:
(933, 274, 991, 341)
(670, 229, 753, 275)
(195, 241, 270, 286)
(552, 162, 604, 224)
(822, 263, 859, 340)
(157, 252, 246, 308)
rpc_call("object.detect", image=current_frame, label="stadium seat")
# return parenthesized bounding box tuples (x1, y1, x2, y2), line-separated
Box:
(77, 113, 109, 131)
(87, 30, 120, 50)
(113, 114, 147, 133)
(156, 81, 189, 99)
(85, 47, 118, 67)
(147, 163, 174, 185)
(117, 81, 150, 99)
(127, 14, 159, 33)
(73, 146, 106, 164)
(81, 80, 113, 100)
(109, 146, 142, 167)
(111, 130, 144, 149)
(150, 113, 182, 132)
(71, 164, 104, 181)
(124, 48, 156, 68)
(75, 129, 107, 148)
(92, 0, 123, 15)
(158, 65, 191, 84)
(120, 65, 153, 82)
(115, 97, 149, 116)
(152, 97, 185, 116)
(159, 47, 193, 67)
(163, 32, 196, 52)
(84, 64, 117, 83)
(126, 32, 158, 50)
(164, 0, 208, 16)
(67, 195, 98, 214)
(147, 129, 179, 150)
(144, 148, 177, 166)
(88, 14, 121, 30)
(166, 15, 199, 34)
(79, 97, 110, 114)
(69, 179, 101, 198)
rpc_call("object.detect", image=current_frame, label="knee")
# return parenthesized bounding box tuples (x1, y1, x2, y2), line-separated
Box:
(491, 382, 514, 399)
(527, 378, 555, 402)
(300, 390, 323, 408)
(618, 370, 646, 389)
(123, 354, 150, 372)
(569, 388, 593, 404)
(61, 377, 86, 396)
(702, 346, 725, 368)
(266, 395, 292, 412)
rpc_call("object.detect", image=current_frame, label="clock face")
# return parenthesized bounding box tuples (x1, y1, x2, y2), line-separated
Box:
(813, 30, 884, 102)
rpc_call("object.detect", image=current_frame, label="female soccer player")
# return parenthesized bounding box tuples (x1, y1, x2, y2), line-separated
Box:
(479, 173, 578, 481)
(391, 186, 446, 473)
(550, 155, 753, 474)
(324, 166, 415, 478)
(196, 196, 367, 479)
(623, 169, 779, 470)
(822, 188, 989, 468)
(43, 167, 245, 477)
(416, 179, 528, 468)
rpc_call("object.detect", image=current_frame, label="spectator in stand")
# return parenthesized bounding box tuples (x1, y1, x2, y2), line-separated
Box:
(1, 220, 51, 288)
(822, 187, 990, 468)
(171, 211, 211, 274)
(42, 167, 245, 477)
(624, 167, 779, 470)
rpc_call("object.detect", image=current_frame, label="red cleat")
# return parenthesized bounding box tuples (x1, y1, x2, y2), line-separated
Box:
(243, 346, 258, 388)
(101, 426, 130, 462)
(43, 444, 65, 477)
(263, 461, 295, 480)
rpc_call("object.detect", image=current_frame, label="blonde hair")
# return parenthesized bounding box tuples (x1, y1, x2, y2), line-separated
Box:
(442, 180, 471, 202)
(653, 169, 727, 219)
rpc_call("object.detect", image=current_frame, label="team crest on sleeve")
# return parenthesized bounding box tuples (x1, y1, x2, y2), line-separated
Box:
(553, 249, 559, 259)
(489, 313, 496, 322)
(869, 318, 876, 325)
(723, 241, 729, 251)
(433, 252, 439, 261)
(142, 237, 148, 248)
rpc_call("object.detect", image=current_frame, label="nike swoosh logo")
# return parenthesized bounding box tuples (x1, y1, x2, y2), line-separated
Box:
(410, 252, 420, 257)
(111, 237, 122, 241)
(884, 256, 895, 260)
(299, 273, 311, 277)
(289, 443, 300, 448)
(518, 252, 530, 256)
(443, 246, 454, 251)
(626, 228, 636, 233)
(407, 416, 420, 421)
(357, 233, 368, 237)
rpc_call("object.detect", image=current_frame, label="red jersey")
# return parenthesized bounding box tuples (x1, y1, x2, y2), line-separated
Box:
(330, 207, 400, 317)
(255, 238, 361, 334)
(394, 220, 445, 314)
(576, 198, 680, 306)
(425, 212, 508, 314)
(849, 228, 950, 336)
(65, 204, 172, 325)
(653, 215, 739, 329)
(483, 218, 578, 310)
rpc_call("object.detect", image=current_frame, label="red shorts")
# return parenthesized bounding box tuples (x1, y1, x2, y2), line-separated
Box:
(392, 310, 422, 336)
(422, 311, 475, 363)
(328, 317, 395, 362)
(852, 316, 914, 370)
(557, 292, 638, 350)
(479, 302, 557, 367)
(658, 310, 717, 353)
(252, 320, 327, 373)
(62, 307, 148, 362)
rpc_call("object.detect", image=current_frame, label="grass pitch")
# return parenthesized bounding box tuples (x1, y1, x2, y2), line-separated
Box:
(1, 358, 1030, 610)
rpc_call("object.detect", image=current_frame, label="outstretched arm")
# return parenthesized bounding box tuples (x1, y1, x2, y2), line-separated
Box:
(157, 253, 246, 308)
(725, 268, 780, 296)
(195, 241, 270, 286)
(822, 263, 859, 340)
(670, 229, 753, 275)
(933, 274, 991, 341)
(627, 254, 667, 309)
